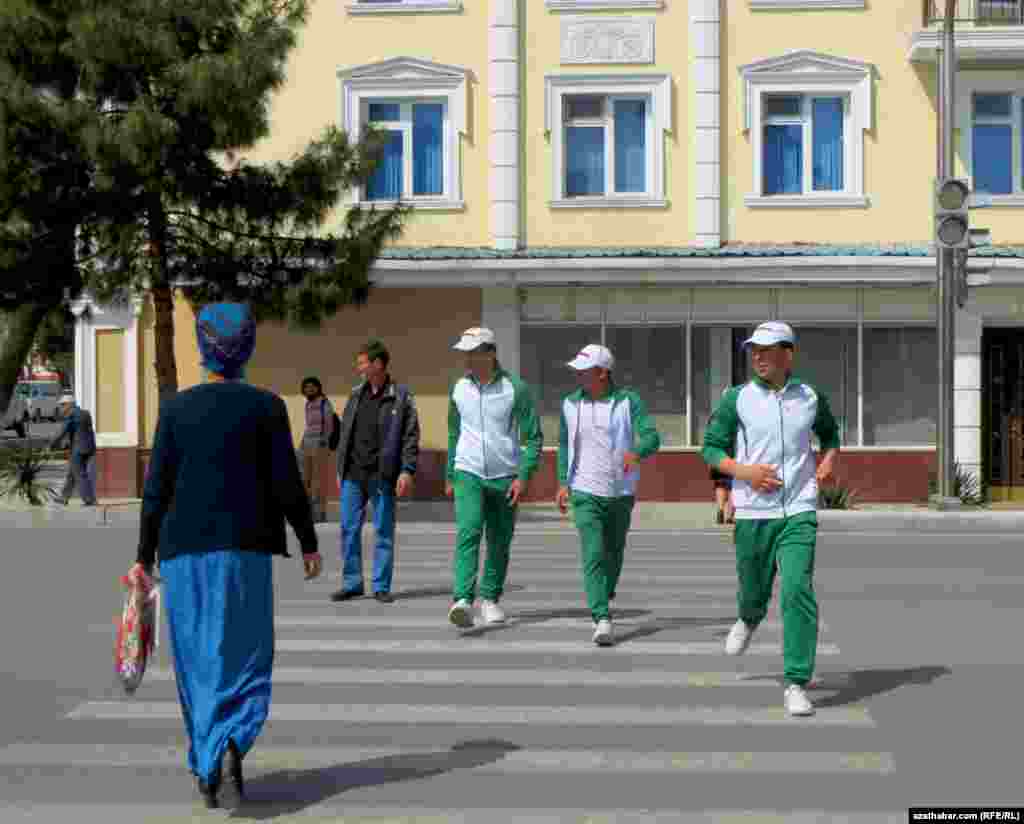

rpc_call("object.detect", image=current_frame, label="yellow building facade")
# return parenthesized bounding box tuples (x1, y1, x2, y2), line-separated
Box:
(75, 0, 1024, 503)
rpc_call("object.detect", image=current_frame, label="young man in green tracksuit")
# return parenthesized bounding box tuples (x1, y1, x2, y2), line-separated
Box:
(556, 344, 661, 647)
(445, 327, 544, 629)
(701, 321, 840, 717)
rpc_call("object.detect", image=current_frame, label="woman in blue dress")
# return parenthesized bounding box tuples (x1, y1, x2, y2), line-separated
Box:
(130, 302, 322, 809)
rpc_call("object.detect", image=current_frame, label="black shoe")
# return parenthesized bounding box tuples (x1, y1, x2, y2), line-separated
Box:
(374, 592, 394, 604)
(219, 739, 244, 808)
(330, 589, 364, 602)
(197, 776, 219, 809)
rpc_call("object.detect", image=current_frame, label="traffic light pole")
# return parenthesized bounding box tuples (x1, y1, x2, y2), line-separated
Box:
(934, 0, 960, 508)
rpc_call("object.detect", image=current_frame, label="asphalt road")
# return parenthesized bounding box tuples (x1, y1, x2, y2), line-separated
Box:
(0, 516, 1021, 822)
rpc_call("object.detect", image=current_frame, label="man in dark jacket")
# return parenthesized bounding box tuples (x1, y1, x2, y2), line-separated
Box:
(50, 393, 97, 506)
(332, 340, 420, 604)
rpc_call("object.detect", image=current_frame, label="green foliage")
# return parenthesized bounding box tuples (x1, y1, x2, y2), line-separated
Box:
(928, 462, 988, 506)
(2, 0, 408, 386)
(0, 442, 60, 506)
(818, 482, 857, 510)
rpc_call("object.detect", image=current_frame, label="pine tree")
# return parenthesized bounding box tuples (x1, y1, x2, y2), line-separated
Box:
(3, 0, 407, 412)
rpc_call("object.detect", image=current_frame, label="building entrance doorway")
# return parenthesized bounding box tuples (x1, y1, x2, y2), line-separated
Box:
(983, 328, 1024, 502)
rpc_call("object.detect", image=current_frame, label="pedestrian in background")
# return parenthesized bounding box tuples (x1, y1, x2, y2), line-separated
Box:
(332, 340, 420, 604)
(556, 344, 661, 646)
(49, 393, 97, 506)
(701, 320, 839, 717)
(299, 376, 336, 523)
(130, 302, 322, 809)
(446, 327, 543, 629)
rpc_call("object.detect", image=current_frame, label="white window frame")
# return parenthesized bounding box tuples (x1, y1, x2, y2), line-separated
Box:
(339, 57, 469, 211)
(749, 0, 864, 8)
(740, 50, 872, 209)
(545, 73, 671, 209)
(959, 70, 1024, 206)
(760, 93, 852, 198)
(363, 99, 450, 203)
(346, 0, 462, 15)
(562, 94, 652, 200)
(546, 0, 664, 9)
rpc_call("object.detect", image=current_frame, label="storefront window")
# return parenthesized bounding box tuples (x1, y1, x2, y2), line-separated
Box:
(863, 327, 937, 445)
(605, 325, 686, 447)
(519, 325, 601, 442)
(692, 326, 754, 447)
(791, 326, 858, 446)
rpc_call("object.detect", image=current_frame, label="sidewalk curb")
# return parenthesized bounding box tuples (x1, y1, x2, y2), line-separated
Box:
(3, 499, 1022, 533)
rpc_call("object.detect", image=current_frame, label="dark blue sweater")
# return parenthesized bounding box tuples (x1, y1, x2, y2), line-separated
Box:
(137, 381, 318, 566)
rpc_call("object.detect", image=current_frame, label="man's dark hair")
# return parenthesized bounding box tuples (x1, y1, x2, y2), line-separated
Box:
(359, 339, 390, 368)
(301, 376, 323, 393)
(780, 342, 795, 351)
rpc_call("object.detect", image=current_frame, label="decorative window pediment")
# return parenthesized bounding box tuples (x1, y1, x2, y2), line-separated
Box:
(338, 58, 472, 209)
(346, 0, 462, 15)
(739, 51, 874, 208)
(739, 50, 873, 133)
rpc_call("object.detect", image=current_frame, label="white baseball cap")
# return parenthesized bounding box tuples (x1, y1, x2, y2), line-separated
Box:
(567, 344, 615, 371)
(453, 327, 496, 352)
(58, 393, 75, 405)
(743, 321, 796, 348)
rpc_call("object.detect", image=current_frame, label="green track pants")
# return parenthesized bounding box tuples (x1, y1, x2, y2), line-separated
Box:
(570, 490, 635, 621)
(452, 470, 517, 603)
(734, 510, 819, 686)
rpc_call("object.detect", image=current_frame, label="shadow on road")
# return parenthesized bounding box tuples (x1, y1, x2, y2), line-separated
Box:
(457, 606, 652, 638)
(232, 738, 520, 819)
(811, 666, 952, 708)
(389, 583, 527, 603)
(613, 615, 732, 645)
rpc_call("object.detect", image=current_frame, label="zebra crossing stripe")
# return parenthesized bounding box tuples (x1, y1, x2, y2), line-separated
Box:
(268, 639, 842, 656)
(141, 667, 848, 688)
(0, 742, 894, 774)
(66, 701, 875, 726)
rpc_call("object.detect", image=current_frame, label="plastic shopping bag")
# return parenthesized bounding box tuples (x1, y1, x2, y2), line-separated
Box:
(114, 568, 161, 695)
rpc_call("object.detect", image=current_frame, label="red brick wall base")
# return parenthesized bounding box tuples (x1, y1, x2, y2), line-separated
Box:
(113, 447, 936, 504)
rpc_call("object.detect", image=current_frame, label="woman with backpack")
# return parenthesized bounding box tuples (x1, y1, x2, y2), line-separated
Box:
(300, 376, 337, 523)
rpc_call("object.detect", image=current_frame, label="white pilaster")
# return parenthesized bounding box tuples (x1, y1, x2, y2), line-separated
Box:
(70, 299, 89, 401)
(954, 309, 983, 482)
(690, 0, 721, 248)
(482, 286, 521, 377)
(490, 0, 521, 250)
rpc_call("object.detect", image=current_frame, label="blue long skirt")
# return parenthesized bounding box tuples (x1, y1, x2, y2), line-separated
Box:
(161, 549, 274, 785)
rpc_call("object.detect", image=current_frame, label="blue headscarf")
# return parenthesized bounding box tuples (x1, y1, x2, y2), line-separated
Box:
(196, 303, 256, 379)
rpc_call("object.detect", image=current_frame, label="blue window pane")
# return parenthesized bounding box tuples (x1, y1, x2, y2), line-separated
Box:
(764, 96, 802, 119)
(369, 102, 400, 122)
(413, 103, 443, 196)
(973, 124, 1012, 194)
(973, 93, 1012, 119)
(566, 126, 605, 197)
(614, 100, 646, 194)
(812, 98, 844, 192)
(764, 124, 803, 195)
(366, 130, 403, 201)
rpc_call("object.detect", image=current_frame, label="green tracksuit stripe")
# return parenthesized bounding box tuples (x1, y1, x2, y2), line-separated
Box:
(570, 491, 635, 621)
(452, 470, 516, 603)
(734, 510, 819, 685)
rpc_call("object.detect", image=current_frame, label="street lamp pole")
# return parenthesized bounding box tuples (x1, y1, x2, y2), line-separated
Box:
(935, 0, 960, 506)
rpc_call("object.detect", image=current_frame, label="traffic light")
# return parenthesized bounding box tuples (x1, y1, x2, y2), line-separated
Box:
(934, 177, 970, 249)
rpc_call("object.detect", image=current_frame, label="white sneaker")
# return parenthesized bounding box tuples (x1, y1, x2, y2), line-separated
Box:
(724, 619, 755, 656)
(448, 599, 474, 628)
(593, 619, 614, 647)
(480, 600, 506, 625)
(784, 684, 815, 717)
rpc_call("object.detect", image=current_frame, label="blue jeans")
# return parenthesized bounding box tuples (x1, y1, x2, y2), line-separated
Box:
(340, 477, 396, 594)
(61, 453, 96, 505)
